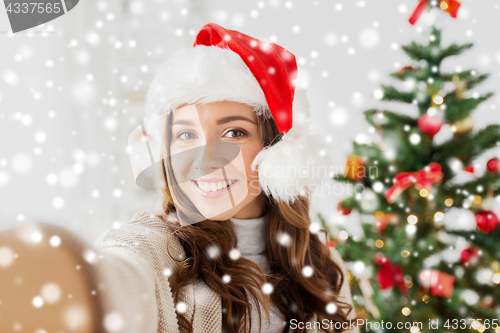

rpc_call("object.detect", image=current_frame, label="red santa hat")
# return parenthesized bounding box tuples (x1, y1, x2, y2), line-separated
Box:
(142, 23, 331, 203)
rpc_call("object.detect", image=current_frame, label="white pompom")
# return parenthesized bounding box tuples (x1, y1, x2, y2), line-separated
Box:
(251, 129, 332, 204)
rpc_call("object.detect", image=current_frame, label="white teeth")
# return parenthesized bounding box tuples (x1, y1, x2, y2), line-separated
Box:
(195, 180, 237, 192)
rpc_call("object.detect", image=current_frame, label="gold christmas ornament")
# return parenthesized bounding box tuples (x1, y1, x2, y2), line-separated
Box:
(451, 115, 473, 134)
(452, 74, 468, 101)
(345, 155, 365, 180)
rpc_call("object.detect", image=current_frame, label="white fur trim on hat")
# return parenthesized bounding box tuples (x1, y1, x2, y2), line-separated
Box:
(144, 45, 272, 138)
(143, 45, 332, 203)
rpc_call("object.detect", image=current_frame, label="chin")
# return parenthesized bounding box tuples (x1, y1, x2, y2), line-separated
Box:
(197, 204, 236, 221)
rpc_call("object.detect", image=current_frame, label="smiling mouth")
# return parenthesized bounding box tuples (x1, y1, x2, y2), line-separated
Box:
(192, 179, 238, 192)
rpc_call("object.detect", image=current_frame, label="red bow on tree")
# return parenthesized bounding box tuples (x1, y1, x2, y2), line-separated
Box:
(375, 255, 407, 294)
(409, 0, 461, 25)
(385, 162, 443, 204)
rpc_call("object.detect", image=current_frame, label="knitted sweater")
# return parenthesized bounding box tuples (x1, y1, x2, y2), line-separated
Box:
(92, 210, 360, 333)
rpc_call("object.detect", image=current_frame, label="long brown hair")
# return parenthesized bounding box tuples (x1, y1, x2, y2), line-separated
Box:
(157, 105, 354, 333)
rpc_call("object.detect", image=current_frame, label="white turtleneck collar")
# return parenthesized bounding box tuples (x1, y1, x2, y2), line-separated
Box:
(230, 214, 268, 256)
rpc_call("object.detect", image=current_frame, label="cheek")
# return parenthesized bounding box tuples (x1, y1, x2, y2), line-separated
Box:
(241, 145, 263, 179)
(169, 147, 192, 179)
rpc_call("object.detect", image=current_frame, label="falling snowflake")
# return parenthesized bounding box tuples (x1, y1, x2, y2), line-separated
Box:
(229, 248, 241, 260)
(0, 246, 15, 267)
(41, 282, 62, 304)
(104, 312, 124, 332)
(206, 244, 221, 259)
(49, 235, 61, 247)
(163, 268, 172, 277)
(262, 283, 274, 294)
(176, 301, 187, 313)
(277, 231, 292, 247)
(302, 265, 313, 277)
(326, 302, 337, 314)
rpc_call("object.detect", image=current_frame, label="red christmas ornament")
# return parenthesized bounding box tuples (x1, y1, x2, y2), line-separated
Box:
(475, 210, 499, 234)
(460, 247, 480, 266)
(327, 240, 337, 248)
(463, 164, 475, 173)
(418, 113, 443, 136)
(375, 255, 407, 294)
(486, 157, 500, 173)
(337, 201, 352, 215)
(419, 269, 455, 298)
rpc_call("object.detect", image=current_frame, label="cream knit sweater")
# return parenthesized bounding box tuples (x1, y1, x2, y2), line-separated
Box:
(92, 211, 360, 333)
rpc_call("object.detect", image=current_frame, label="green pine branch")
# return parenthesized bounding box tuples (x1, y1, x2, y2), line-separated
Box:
(380, 85, 416, 104)
(435, 124, 500, 162)
(440, 70, 491, 90)
(401, 41, 429, 61)
(389, 68, 429, 81)
(400, 39, 473, 64)
(444, 92, 494, 122)
(352, 142, 380, 158)
(438, 42, 474, 62)
(364, 109, 417, 130)
(465, 73, 490, 90)
(444, 172, 500, 197)
(447, 229, 500, 256)
(332, 173, 358, 184)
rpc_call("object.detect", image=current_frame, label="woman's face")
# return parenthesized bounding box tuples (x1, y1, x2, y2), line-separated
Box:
(169, 101, 266, 222)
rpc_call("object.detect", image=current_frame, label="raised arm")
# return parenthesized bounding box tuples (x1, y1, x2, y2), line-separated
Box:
(0, 220, 159, 333)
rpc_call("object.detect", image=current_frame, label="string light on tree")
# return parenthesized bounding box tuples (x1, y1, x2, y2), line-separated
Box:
(434, 211, 444, 221)
(402, 307, 411, 316)
(338, 230, 349, 240)
(407, 215, 418, 225)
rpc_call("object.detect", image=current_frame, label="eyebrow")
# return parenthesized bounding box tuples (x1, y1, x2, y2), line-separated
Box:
(216, 116, 256, 125)
(172, 116, 256, 126)
(172, 119, 195, 126)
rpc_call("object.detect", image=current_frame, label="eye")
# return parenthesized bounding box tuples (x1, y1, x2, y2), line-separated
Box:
(176, 131, 198, 140)
(224, 129, 248, 138)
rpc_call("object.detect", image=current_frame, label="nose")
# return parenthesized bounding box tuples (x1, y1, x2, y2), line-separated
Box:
(192, 141, 241, 174)
(192, 143, 217, 172)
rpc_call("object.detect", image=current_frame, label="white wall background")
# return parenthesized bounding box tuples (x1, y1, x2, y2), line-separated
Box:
(1, 0, 500, 243)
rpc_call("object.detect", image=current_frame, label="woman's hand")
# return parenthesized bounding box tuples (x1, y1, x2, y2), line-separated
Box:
(0, 223, 103, 332)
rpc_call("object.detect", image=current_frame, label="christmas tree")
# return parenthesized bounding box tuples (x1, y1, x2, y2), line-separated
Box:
(320, 1, 500, 332)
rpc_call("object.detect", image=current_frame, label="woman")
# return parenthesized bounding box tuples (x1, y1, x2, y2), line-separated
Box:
(123, 22, 359, 332)
(0, 23, 360, 333)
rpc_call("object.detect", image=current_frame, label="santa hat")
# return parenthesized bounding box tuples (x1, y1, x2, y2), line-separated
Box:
(140, 23, 331, 204)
